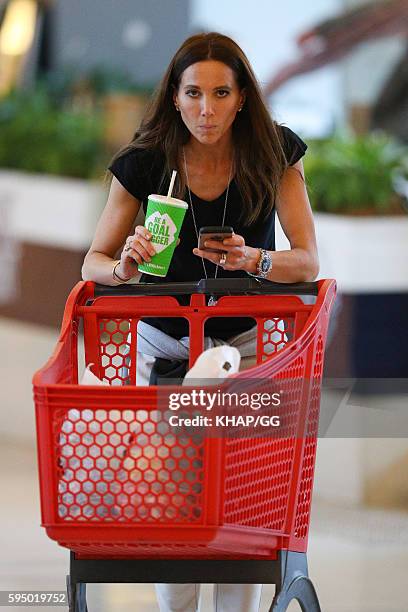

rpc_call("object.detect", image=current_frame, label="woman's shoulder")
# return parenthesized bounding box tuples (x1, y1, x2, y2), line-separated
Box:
(108, 146, 164, 201)
(109, 146, 164, 174)
(277, 124, 308, 166)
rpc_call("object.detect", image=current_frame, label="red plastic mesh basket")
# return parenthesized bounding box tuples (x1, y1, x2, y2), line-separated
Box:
(33, 280, 336, 559)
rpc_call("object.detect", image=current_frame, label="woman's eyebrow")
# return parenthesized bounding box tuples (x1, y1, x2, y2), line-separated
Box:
(183, 84, 233, 90)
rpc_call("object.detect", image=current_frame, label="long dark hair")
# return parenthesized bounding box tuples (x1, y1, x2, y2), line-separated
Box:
(110, 32, 288, 225)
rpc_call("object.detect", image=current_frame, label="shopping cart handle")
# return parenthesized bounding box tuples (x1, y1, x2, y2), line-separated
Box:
(93, 277, 319, 297)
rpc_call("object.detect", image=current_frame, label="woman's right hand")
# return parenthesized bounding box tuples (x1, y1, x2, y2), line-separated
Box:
(115, 225, 156, 280)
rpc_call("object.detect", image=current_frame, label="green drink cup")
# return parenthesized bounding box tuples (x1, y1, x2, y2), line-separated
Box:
(138, 194, 188, 277)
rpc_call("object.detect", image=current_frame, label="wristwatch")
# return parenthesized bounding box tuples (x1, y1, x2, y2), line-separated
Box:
(256, 249, 273, 278)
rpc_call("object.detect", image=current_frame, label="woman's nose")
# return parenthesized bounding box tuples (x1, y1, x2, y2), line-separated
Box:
(200, 97, 214, 116)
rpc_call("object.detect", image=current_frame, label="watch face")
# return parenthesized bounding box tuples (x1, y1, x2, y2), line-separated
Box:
(257, 250, 272, 277)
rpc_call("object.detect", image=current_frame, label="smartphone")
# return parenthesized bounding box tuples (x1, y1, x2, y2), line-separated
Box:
(198, 226, 234, 253)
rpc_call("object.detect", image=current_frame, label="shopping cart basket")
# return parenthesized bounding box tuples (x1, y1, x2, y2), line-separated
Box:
(33, 277, 336, 611)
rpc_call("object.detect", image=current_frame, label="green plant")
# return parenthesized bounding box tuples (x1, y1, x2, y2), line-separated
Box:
(83, 66, 155, 97)
(37, 65, 155, 104)
(303, 134, 407, 214)
(0, 87, 106, 179)
(0, 64, 157, 178)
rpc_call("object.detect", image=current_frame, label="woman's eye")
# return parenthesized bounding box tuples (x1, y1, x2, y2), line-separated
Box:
(186, 89, 199, 97)
(217, 90, 229, 97)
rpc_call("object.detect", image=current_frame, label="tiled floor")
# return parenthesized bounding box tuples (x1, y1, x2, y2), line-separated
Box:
(1, 318, 408, 611)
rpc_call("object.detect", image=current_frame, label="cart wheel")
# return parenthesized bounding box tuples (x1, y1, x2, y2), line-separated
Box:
(66, 576, 88, 612)
(270, 575, 321, 611)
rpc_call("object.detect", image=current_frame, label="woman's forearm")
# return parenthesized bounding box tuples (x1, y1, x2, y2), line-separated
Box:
(244, 246, 319, 283)
(82, 252, 142, 286)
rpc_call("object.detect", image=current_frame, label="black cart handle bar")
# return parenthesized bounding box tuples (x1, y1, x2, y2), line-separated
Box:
(94, 278, 318, 297)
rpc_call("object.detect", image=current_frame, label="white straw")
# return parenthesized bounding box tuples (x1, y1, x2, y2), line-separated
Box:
(167, 170, 177, 198)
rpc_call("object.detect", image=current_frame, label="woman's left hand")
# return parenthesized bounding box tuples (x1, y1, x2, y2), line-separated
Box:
(193, 233, 258, 272)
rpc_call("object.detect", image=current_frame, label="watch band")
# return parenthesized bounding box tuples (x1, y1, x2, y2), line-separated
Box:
(256, 249, 273, 278)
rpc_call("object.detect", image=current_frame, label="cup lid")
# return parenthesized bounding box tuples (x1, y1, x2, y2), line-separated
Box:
(148, 194, 188, 209)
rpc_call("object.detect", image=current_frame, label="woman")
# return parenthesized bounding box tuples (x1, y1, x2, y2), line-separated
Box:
(82, 31, 318, 612)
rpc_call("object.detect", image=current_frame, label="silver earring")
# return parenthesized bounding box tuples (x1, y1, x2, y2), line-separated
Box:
(175, 105, 180, 112)
(238, 106, 243, 112)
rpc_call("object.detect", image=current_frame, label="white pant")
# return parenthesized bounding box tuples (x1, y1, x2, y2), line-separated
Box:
(155, 583, 263, 612)
(137, 322, 283, 611)
(142, 338, 260, 612)
(135, 323, 260, 386)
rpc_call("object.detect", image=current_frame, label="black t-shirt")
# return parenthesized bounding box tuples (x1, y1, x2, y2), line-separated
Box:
(109, 125, 307, 339)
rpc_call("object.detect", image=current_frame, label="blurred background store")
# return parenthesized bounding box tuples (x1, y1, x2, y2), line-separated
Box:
(0, 0, 407, 610)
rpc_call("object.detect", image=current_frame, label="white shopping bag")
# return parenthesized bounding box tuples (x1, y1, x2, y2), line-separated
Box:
(183, 345, 240, 385)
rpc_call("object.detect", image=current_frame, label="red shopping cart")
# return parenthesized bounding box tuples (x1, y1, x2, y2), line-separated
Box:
(33, 277, 336, 611)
